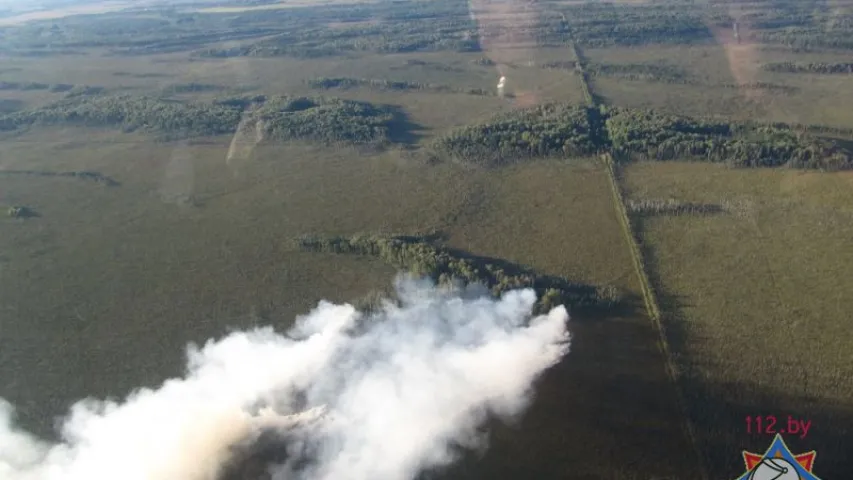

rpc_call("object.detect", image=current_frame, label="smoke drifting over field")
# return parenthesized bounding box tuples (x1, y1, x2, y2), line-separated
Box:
(0, 276, 570, 480)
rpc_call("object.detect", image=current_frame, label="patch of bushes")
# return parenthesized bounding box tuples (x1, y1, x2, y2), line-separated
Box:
(471, 57, 495, 66)
(585, 63, 694, 84)
(160, 83, 224, 94)
(305, 77, 491, 96)
(0, 169, 119, 186)
(626, 199, 727, 216)
(541, 61, 576, 70)
(7, 206, 35, 218)
(763, 62, 853, 75)
(0, 81, 50, 91)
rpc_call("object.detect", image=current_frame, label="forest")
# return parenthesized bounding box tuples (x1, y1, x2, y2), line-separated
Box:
(430, 104, 853, 170)
(252, 95, 396, 146)
(430, 104, 602, 166)
(0, 94, 398, 144)
(605, 108, 852, 169)
(1, 0, 851, 59)
(297, 233, 622, 314)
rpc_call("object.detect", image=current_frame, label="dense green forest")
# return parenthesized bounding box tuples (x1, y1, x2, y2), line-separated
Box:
(430, 103, 853, 170)
(0, 95, 244, 138)
(251, 95, 396, 145)
(0, 94, 398, 144)
(297, 233, 622, 314)
(430, 104, 602, 166)
(605, 108, 852, 169)
(763, 62, 853, 74)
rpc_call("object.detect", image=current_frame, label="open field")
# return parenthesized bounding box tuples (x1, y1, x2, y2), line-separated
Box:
(622, 160, 853, 477)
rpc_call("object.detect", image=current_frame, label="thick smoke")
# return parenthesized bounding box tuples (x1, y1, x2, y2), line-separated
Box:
(0, 275, 570, 480)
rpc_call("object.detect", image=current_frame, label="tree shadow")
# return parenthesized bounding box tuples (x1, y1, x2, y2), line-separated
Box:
(386, 104, 428, 147)
(632, 216, 694, 363)
(822, 136, 853, 154)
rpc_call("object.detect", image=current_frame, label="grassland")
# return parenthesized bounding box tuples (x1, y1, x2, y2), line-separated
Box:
(584, 43, 853, 128)
(2, 0, 853, 478)
(622, 161, 853, 477)
(0, 126, 699, 478)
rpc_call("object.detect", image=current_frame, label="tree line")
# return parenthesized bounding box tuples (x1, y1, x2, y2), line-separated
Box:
(719, 82, 799, 94)
(297, 233, 622, 314)
(0, 81, 104, 96)
(763, 62, 853, 75)
(305, 77, 492, 96)
(0, 169, 119, 186)
(0, 95, 244, 138)
(626, 199, 727, 217)
(540, 61, 577, 70)
(428, 103, 853, 170)
(0, 94, 399, 145)
(585, 63, 695, 84)
(752, 30, 853, 51)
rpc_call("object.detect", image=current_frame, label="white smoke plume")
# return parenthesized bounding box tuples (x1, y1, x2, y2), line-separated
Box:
(0, 275, 570, 480)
